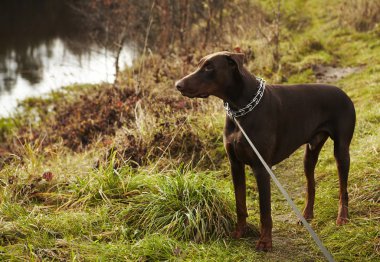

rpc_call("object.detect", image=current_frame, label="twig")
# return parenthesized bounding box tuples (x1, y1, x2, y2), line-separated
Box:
(138, 0, 156, 85)
(113, 28, 127, 86)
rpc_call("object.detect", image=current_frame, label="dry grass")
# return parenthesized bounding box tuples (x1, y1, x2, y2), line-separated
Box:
(338, 0, 380, 31)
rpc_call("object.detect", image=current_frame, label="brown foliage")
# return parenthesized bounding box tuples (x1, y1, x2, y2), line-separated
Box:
(339, 0, 380, 31)
(72, 0, 259, 54)
(9, 80, 213, 168)
(15, 86, 140, 151)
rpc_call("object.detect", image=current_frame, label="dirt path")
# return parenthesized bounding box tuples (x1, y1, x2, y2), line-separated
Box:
(312, 65, 362, 83)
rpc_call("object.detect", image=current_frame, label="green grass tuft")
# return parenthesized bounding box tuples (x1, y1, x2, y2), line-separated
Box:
(128, 170, 235, 242)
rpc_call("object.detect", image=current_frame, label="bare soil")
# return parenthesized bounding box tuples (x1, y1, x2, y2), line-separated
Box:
(312, 64, 362, 83)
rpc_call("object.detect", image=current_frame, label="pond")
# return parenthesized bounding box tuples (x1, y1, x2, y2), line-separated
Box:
(0, 0, 135, 117)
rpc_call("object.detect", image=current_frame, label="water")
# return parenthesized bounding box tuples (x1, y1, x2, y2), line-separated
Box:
(0, 0, 135, 117)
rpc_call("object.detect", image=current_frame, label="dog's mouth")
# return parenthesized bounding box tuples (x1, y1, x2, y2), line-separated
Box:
(180, 91, 209, 98)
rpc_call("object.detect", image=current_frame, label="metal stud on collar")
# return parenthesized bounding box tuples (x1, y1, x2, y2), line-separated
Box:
(224, 77, 266, 118)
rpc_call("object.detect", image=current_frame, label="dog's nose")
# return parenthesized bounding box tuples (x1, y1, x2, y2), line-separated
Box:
(175, 80, 185, 91)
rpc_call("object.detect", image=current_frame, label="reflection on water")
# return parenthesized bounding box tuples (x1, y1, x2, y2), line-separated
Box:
(0, 0, 135, 116)
(0, 40, 133, 116)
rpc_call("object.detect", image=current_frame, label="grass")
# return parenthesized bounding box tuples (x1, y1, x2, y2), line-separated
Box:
(127, 170, 236, 242)
(1, 0, 379, 261)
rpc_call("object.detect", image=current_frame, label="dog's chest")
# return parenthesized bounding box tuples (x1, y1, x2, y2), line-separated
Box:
(226, 131, 254, 164)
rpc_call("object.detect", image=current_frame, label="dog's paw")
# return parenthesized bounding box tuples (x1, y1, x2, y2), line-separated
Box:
(298, 213, 313, 225)
(230, 228, 245, 239)
(231, 223, 260, 239)
(256, 239, 273, 252)
(336, 217, 349, 225)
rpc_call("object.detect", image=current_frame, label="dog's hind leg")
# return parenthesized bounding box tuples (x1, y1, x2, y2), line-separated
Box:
(302, 133, 328, 221)
(334, 140, 351, 225)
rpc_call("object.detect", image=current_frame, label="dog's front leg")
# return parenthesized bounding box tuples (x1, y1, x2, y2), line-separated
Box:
(229, 158, 248, 239)
(253, 166, 273, 251)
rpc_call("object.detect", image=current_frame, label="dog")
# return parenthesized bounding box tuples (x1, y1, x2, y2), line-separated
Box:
(175, 51, 356, 251)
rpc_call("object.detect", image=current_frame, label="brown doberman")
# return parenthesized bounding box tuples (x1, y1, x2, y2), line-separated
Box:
(175, 51, 356, 251)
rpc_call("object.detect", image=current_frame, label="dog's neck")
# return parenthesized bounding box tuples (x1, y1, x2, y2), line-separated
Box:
(223, 73, 262, 111)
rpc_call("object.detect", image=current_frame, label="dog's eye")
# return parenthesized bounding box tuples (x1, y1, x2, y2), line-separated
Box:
(203, 63, 214, 72)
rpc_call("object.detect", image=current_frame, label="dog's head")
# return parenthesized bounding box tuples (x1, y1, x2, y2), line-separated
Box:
(175, 51, 253, 100)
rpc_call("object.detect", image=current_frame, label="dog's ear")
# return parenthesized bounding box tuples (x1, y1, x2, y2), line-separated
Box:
(226, 52, 253, 81)
(226, 53, 245, 71)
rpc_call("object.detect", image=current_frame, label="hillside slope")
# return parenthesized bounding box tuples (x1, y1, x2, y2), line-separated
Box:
(0, 0, 379, 261)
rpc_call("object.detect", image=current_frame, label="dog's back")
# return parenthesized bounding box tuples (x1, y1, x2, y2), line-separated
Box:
(265, 84, 356, 164)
